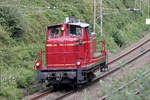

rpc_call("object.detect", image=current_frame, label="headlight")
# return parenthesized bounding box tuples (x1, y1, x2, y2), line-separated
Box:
(61, 27, 64, 31)
(36, 62, 40, 67)
(77, 61, 81, 66)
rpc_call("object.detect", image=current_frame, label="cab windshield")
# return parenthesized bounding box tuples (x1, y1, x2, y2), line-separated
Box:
(49, 26, 61, 38)
(49, 25, 82, 38)
(69, 25, 81, 36)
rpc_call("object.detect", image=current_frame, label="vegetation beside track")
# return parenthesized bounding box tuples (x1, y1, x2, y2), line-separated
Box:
(94, 62, 150, 100)
(0, 0, 149, 99)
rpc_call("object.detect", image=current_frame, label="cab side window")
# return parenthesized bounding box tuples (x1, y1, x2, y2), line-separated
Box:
(49, 27, 61, 38)
(69, 25, 81, 36)
(85, 27, 91, 37)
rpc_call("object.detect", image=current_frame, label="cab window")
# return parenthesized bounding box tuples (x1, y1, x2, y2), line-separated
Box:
(49, 26, 61, 38)
(69, 25, 81, 36)
(85, 27, 91, 37)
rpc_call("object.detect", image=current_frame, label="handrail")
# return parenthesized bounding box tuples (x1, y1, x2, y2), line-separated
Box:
(34, 51, 45, 70)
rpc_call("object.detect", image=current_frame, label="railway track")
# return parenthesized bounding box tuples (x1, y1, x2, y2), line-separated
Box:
(28, 35, 150, 100)
(99, 67, 150, 100)
(30, 89, 53, 100)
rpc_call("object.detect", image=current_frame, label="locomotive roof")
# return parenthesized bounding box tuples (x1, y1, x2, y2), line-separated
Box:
(68, 22, 89, 27)
(48, 22, 89, 28)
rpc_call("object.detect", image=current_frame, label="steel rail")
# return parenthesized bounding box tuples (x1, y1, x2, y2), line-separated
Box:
(107, 37, 150, 65)
(30, 89, 53, 100)
(55, 36, 150, 100)
(100, 67, 150, 100)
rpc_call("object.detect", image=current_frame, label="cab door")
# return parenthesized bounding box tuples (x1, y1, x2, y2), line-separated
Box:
(82, 27, 92, 64)
(68, 25, 82, 66)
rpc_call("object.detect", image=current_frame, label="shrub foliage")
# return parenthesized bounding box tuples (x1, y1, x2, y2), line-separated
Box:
(0, 5, 26, 39)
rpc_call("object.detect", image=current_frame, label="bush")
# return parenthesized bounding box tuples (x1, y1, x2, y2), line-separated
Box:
(16, 69, 35, 88)
(1, 86, 23, 100)
(0, 5, 26, 39)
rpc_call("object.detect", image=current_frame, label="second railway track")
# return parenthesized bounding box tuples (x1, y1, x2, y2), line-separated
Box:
(99, 66, 150, 100)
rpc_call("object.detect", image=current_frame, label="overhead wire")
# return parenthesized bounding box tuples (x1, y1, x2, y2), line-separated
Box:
(0, 47, 44, 53)
(0, 4, 57, 9)
(0, 1, 142, 12)
(148, 0, 150, 18)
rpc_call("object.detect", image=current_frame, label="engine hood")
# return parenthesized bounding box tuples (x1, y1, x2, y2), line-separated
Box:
(47, 36, 80, 43)
(46, 36, 81, 68)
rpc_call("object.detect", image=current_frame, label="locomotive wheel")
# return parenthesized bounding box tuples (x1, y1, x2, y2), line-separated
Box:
(53, 84, 61, 90)
(61, 83, 77, 90)
(71, 83, 77, 89)
(71, 79, 78, 89)
(87, 72, 95, 82)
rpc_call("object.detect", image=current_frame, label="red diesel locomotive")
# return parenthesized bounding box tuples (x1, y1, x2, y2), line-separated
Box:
(34, 17, 108, 87)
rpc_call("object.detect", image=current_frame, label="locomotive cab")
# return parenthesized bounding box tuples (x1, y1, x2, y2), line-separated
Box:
(35, 18, 108, 86)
